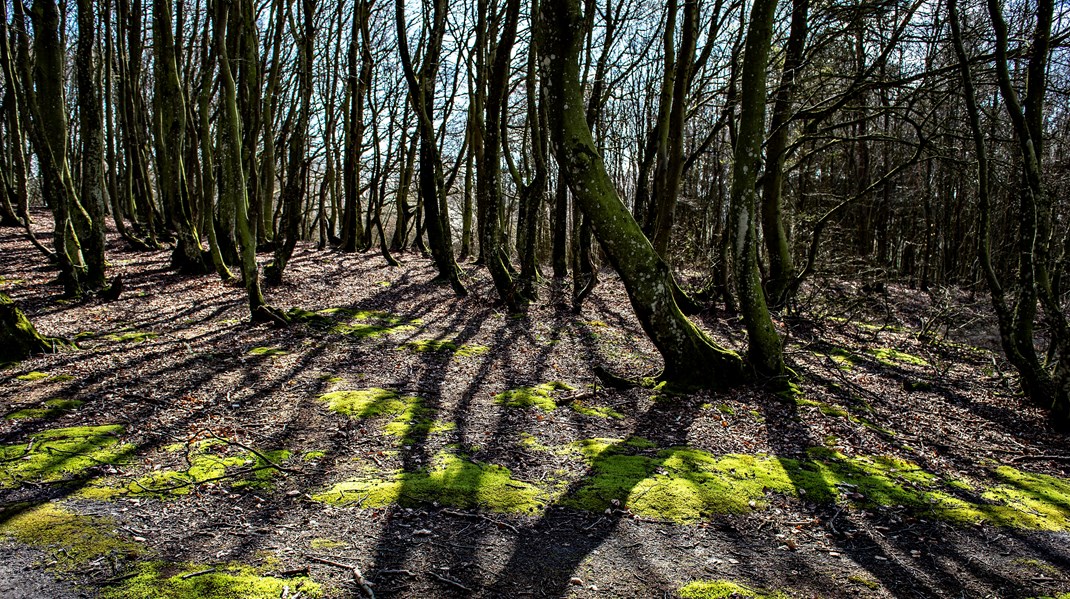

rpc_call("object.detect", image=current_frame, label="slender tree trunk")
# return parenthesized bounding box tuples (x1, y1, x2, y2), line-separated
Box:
(395, 0, 466, 295)
(76, 0, 109, 289)
(214, 0, 274, 321)
(267, 0, 315, 283)
(729, 0, 784, 379)
(759, 0, 807, 307)
(25, 0, 85, 296)
(540, 0, 745, 387)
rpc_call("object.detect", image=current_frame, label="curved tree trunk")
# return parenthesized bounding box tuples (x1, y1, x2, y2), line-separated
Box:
(540, 0, 745, 388)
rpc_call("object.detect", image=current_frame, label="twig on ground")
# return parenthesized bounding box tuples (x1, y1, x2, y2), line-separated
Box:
(306, 554, 374, 599)
(428, 570, 472, 592)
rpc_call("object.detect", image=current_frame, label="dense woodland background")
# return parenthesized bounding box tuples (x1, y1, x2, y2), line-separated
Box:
(1, 0, 1069, 424)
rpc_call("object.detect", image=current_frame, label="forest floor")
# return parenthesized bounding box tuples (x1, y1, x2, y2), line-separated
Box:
(1, 216, 1069, 599)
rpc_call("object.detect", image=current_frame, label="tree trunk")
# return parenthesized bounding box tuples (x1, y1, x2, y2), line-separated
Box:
(395, 0, 466, 295)
(729, 0, 785, 379)
(267, 0, 315, 284)
(540, 0, 745, 387)
(759, 0, 807, 307)
(0, 293, 68, 363)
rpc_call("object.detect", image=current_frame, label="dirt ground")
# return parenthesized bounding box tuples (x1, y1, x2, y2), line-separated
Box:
(2, 218, 1069, 598)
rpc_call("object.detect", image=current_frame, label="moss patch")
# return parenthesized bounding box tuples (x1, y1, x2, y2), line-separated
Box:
(5, 398, 84, 420)
(16, 370, 49, 381)
(100, 561, 322, 599)
(247, 346, 288, 357)
(564, 441, 1070, 528)
(309, 538, 346, 550)
(303, 450, 327, 462)
(105, 331, 158, 343)
(679, 579, 786, 599)
(494, 382, 573, 412)
(821, 348, 857, 370)
(570, 401, 624, 419)
(313, 452, 546, 513)
(318, 388, 453, 442)
(403, 339, 489, 357)
(288, 306, 420, 339)
(869, 347, 929, 367)
(0, 425, 134, 488)
(82, 440, 289, 499)
(0, 502, 143, 572)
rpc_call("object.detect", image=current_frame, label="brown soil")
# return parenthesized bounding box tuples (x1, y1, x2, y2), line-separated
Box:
(1, 217, 1068, 598)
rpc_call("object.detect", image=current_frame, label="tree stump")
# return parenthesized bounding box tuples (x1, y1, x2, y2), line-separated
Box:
(0, 293, 67, 363)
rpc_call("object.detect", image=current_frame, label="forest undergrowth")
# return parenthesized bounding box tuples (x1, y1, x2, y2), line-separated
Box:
(2, 224, 1069, 599)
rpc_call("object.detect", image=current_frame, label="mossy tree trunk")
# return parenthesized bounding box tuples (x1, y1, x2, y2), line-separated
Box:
(479, 0, 523, 310)
(539, 0, 745, 387)
(214, 0, 272, 321)
(955, 0, 1069, 429)
(25, 0, 87, 297)
(0, 293, 66, 362)
(395, 0, 467, 296)
(759, 0, 807, 308)
(340, 0, 370, 253)
(729, 0, 785, 380)
(76, 0, 109, 290)
(153, 0, 207, 273)
(267, 0, 315, 284)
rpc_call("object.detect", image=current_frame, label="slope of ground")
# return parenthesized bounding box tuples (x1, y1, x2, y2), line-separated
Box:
(1, 220, 1068, 598)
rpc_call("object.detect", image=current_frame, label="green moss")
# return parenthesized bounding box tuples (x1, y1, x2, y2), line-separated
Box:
(5, 398, 84, 420)
(247, 346, 288, 357)
(49, 374, 74, 382)
(494, 382, 574, 412)
(847, 574, 880, 590)
(82, 441, 289, 499)
(105, 331, 158, 343)
(403, 339, 489, 356)
(1012, 558, 1063, 578)
(679, 579, 786, 599)
(289, 306, 420, 339)
(100, 561, 322, 599)
(869, 347, 929, 367)
(825, 348, 856, 370)
(303, 450, 327, 462)
(794, 396, 849, 419)
(317, 373, 345, 383)
(0, 502, 144, 572)
(716, 404, 736, 415)
(318, 388, 451, 442)
(518, 433, 554, 453)
(313, 451, 546, 513)
(0, 425, 134, 489)
(775, 381, 805, 402)
(309, 538, 346, 550)
(571, 401, 624, 419)
(16, 370, 49, 381)
(563, 441, 1070, 529)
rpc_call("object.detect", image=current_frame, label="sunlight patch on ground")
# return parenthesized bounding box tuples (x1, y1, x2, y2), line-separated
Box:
(99, 562, 322, 599)
(0, 503, 144, 572)
(80, 439, 290, 500)
(318, 387, 454, 442)
(312, 451, 546, 513)
(494, 382, 573, 412)
(288, 306, 420, 339)
(5, 398, 83, 420)
(0, 425, 133, 489)
(679, 579, 787, 598)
